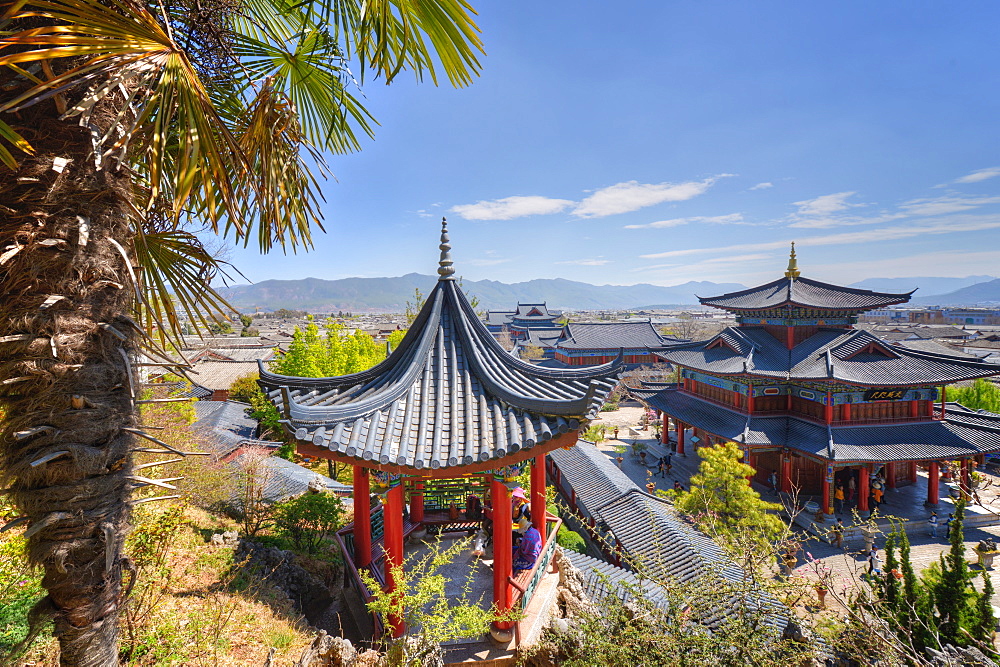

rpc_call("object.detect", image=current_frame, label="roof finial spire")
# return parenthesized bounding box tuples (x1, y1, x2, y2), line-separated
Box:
(784, 242, 801, 279)
(437, 217, 455, 280)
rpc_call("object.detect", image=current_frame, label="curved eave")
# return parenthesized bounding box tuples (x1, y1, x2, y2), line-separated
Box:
(698, 297, 912, 312)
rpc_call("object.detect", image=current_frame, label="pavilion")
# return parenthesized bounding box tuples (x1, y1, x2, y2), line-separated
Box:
(631, 246, 1000, 518)
(258, 220, 621, 642)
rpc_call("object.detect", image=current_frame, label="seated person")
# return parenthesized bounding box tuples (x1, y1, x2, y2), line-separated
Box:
(513, 525, 542, 572)
(465, 493, 483, 520)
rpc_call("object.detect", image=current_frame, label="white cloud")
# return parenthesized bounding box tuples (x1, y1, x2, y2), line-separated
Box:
(787, 211, 905, 229)
(572, 175, 731, 218)
(749, 182, 773, 191)
(955, 167, 1000, 184)
(792, 191, 861, 217)
(640, 214, 1000, 260)
(624, 213, 744, 230)
(556, 258, 612, 266)
(449, 196, 573, 221)
(900, 195, 1000, 217)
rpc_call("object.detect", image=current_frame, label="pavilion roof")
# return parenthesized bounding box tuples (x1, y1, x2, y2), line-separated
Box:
(629, 387, 1000, 462)
(259, 221, 621, 471)
(656, 326, 1000, 385)
(699, 276, 912, 312)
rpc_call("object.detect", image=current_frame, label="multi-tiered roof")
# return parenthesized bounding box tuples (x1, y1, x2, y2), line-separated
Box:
(259, 220, 622, 472)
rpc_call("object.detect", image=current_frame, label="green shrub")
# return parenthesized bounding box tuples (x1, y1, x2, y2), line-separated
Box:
(273, 493, 346, 554)
(557, 527, 587, 553)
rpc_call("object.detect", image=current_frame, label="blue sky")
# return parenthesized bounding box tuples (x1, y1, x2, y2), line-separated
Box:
(226, 1, 1000, 289)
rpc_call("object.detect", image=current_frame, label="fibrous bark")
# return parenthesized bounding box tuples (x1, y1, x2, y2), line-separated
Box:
(0, 76, 138, 666)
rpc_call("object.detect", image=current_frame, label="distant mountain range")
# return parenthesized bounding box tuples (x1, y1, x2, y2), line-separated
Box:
(910, 279, 1000, 307)
(219, 274, 748, 313)
(218, 273, 1000, 313)
(849, 275, 996, 297)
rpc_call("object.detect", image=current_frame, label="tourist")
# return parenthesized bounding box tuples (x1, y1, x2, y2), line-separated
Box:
(944, 513, 954, 539)
(465, 493, 483, 521)
(871, 484, 883, 508)
(834, 485, 845, 514)
(928, 511, 939, 538)
(868, 548, 882, 575)
(513, 525, 542, 572)
(511, 487, 531, 533)
(829, 518, 845, 550)
(673, 480, 684, 492)
(847, 476, 856, 503)
(768, 470, 778, 495)
(657, 457, 666, 477)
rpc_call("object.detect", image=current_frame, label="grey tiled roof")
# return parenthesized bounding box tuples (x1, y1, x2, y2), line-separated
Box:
(550, 446, 788, 632)
(632, 387, 1000, 462)
(700, 276, 912, 311)
(260, 279, 622, 470)
(189, 360, 261, 391)
(658, 327, 1000, 385)
(485, 311, 515, 326)
(555, 321, 669, 350)
(894, 339, 980, 359)
(192, 400, 262, 457)
(548, 441, 636, 519)
(513, 303, 561, 320)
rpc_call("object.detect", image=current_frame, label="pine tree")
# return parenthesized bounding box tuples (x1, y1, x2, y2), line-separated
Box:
(934, 500, 976, 647)
(674, 441, 785, 555)
(972, 570, 997, 653)
(883, 531, 901, 613)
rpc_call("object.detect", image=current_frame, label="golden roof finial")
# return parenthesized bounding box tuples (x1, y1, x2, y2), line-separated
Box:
(784, 242, 800, 279)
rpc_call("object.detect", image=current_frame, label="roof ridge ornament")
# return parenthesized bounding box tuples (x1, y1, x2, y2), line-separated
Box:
(784, 242, 801, 279)
(437, 217, 456, 280)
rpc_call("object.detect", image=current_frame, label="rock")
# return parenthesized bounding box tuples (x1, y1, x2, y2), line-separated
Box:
(551, 546, 596, 619)
(210, 533, 225, 546)
(235, 541, 334, 624)
(222, 530, 239, 545)
(550, 617, 570, 635)
(926, 644, 997, 666)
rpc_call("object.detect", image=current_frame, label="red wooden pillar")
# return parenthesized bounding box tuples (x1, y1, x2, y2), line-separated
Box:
(676, 421, 685, 455)
(927, 461, 940, 505)
(842, 403, 851, 422)
(780, 451, 792, 493)
(821, 472, 831, 516)
(825, 392, 833, 424)
(786, 326, 794, 350)
(410, 480, 425, 524)
(661, 414, 669, 445)
(786, 392, 793, 411)
(747, 384, 755, 414)
(910, 461, 918, 484)
(353, 466, 372, 568)
(858, 467, 870, 515)
(886, 462, 896, 489)
(910, 400, 919, 420)
(384, 483, 406, 637)
(939, 386, 947, 417)
(491, 477, 513, 634)
(531, 454, 547, 547)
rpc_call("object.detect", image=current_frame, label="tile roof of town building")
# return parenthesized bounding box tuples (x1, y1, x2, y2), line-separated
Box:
(630, 387, 1000, 462)
(183, 336, 267, 348)
(513, 303, 561, 320)
(554, 321, 673, 350)
(656, 326, 1000, 385)
(192, 400, 268, 457)
(548, 441, 636, 519)
(485, 311, 515, 326)
(188, 360, 262, 391)
(259, 220, 622, 471)
(894, 339, 981, 359)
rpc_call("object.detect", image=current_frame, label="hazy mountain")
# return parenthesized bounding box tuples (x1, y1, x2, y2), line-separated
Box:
(910, 279, 1000, 306)
(849, 275, 996, 297)
(219, 274, 747, 313)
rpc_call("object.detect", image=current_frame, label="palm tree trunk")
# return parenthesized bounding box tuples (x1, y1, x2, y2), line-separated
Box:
(1, 89, 138, 665)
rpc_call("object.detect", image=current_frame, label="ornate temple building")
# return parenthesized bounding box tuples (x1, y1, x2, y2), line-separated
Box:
(259, 221, 621, 643)
(631, 246, 1000, 517)
(485, 302, 563, 338)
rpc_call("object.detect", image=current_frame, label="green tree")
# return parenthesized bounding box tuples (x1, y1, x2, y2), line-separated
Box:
(950, 379, 1000, 412)
(673, 442, 786, 557)
(934, 500, 977, 647)
(272, 492, 346, 554)
(0, 1, 483, 661)
(405, 287, 426, 326)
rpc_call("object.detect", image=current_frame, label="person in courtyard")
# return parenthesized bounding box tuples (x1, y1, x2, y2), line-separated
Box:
(465, 492, 483, 521)
(657, 457, 666, 477)
(513, 524, 542, 572)
(868, 547, 882, 575)
(834, 485, 845, 514)
(673, 480, 684, 492)
(928, 511, 939, 538)
(768, 470, 778, 495)
(830, 518, 845, 550)
(871, 483, 883, 508)
(944, 513, 954, 539)
(847, 476, 857, 503)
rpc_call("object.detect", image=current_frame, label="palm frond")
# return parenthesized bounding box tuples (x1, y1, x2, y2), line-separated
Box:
(132, 226, 240, 348)
(0, 117, 33, 169)
(0, 0, 247, 226)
